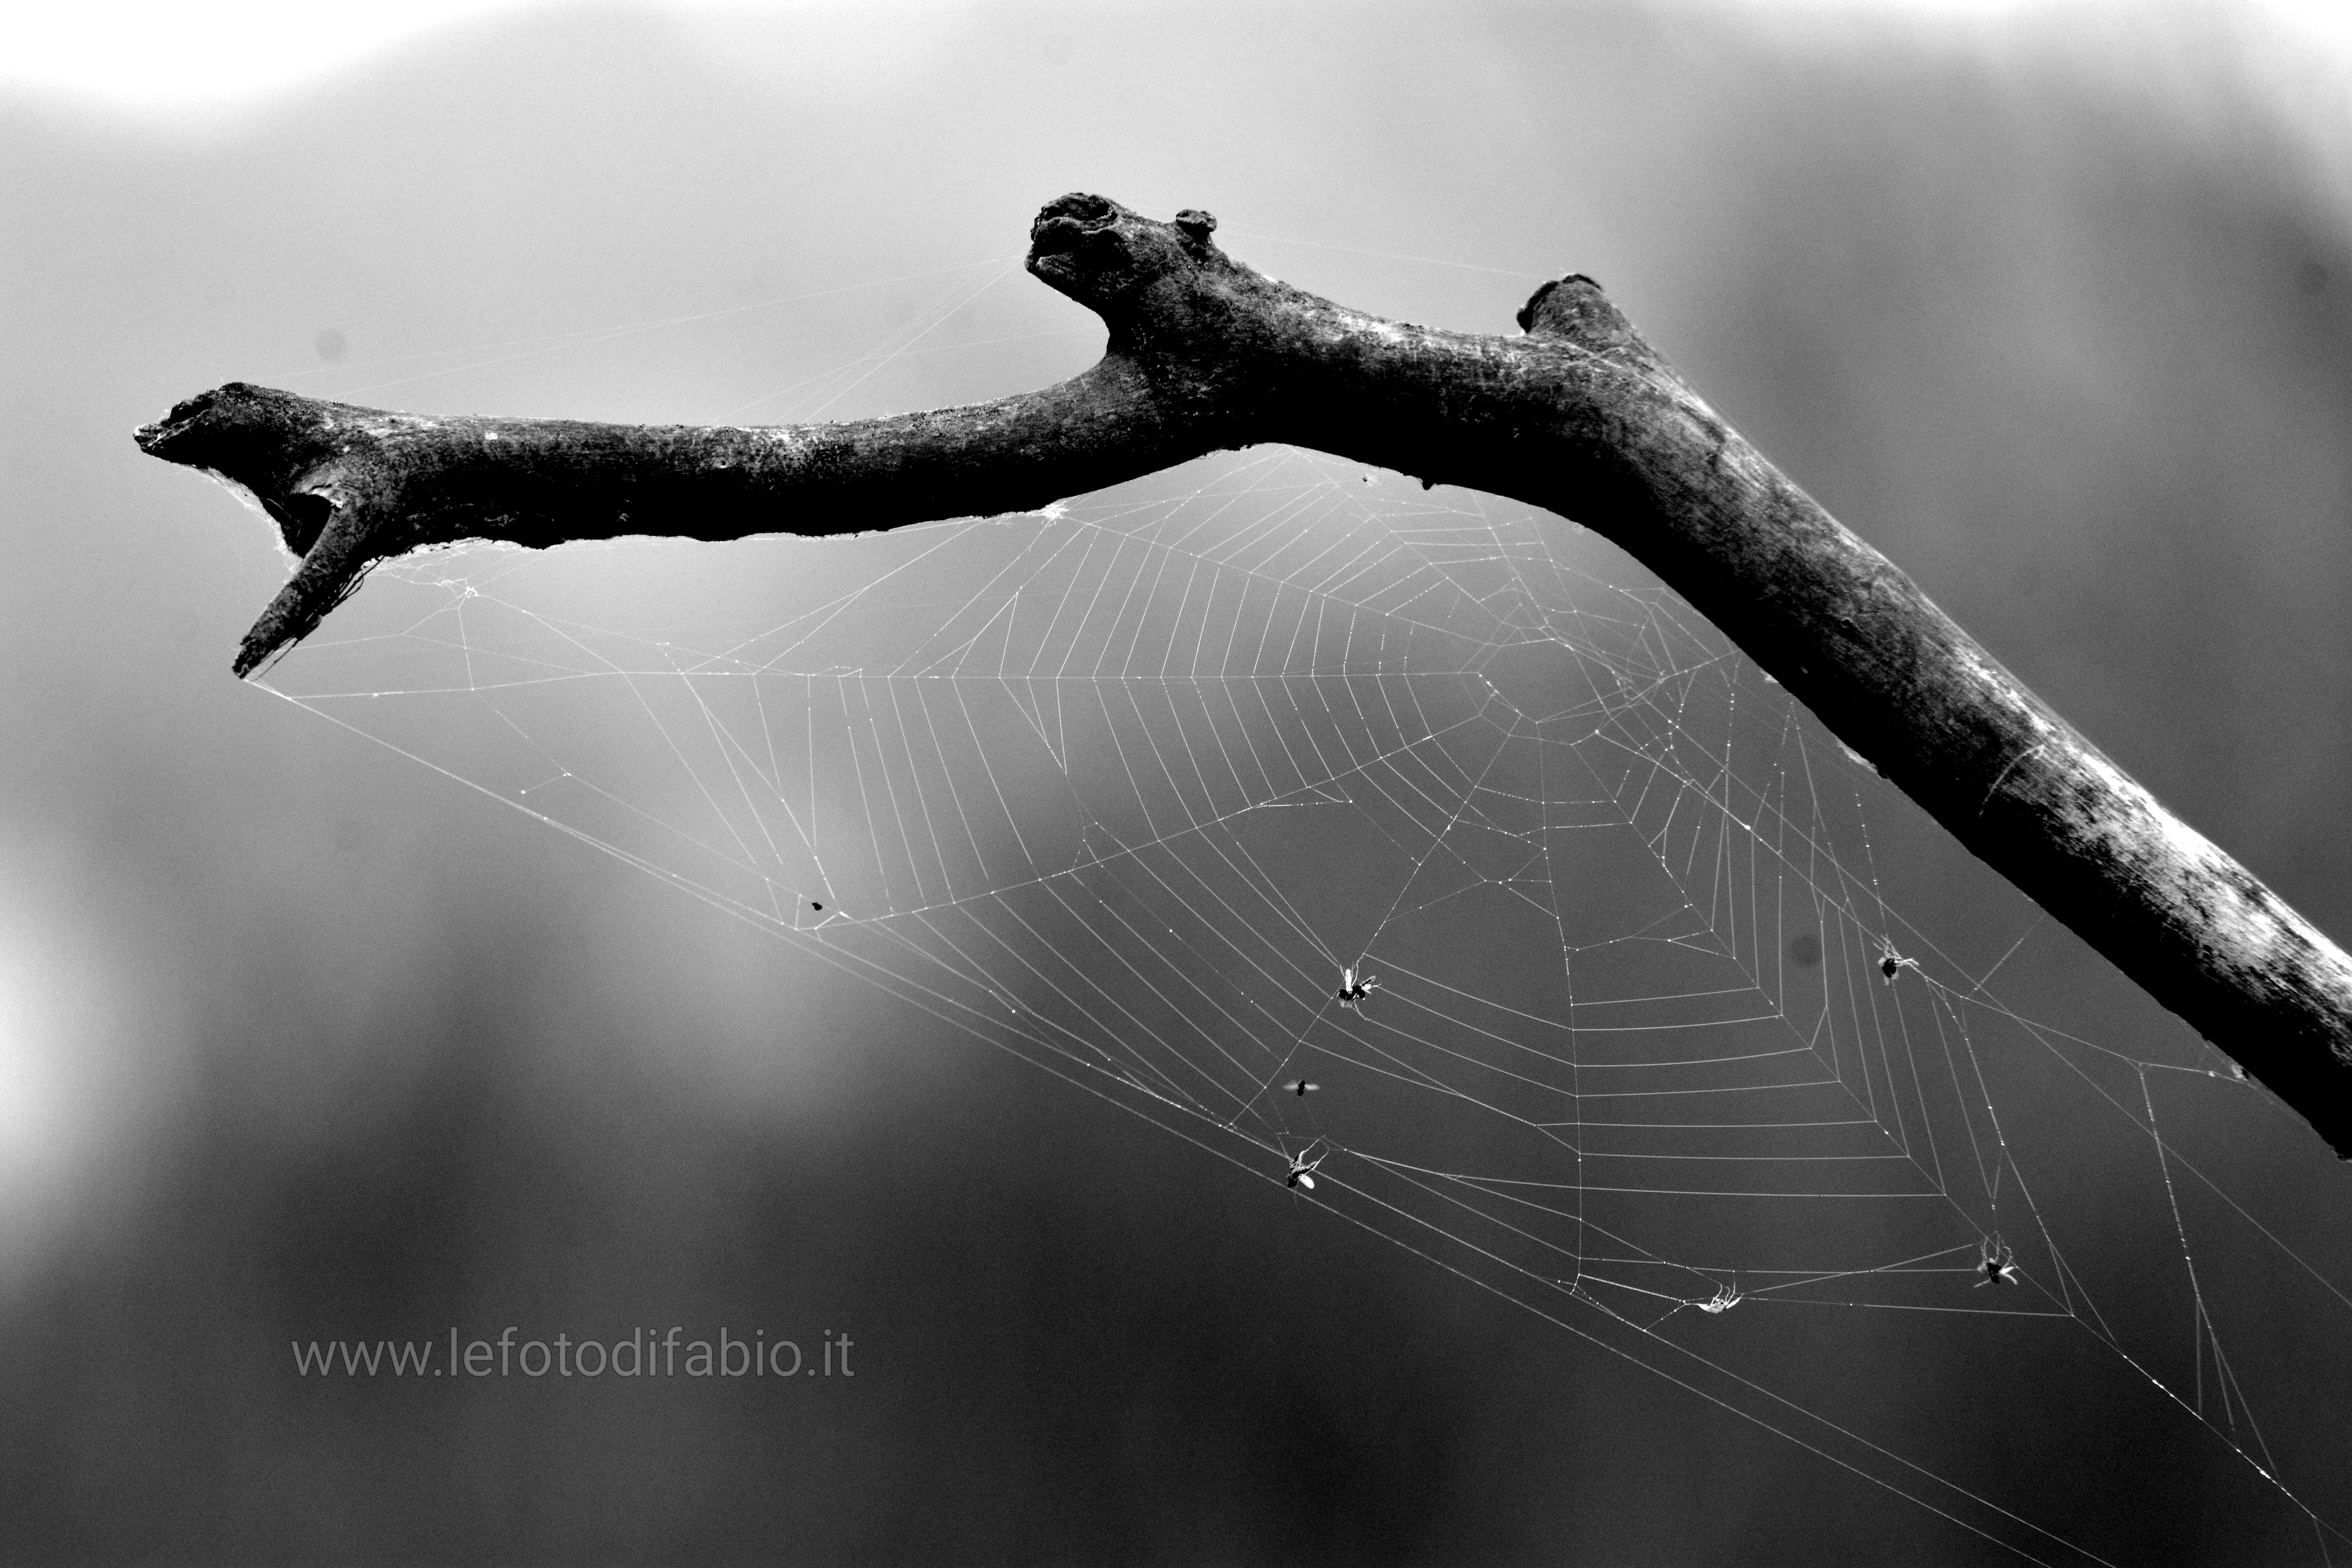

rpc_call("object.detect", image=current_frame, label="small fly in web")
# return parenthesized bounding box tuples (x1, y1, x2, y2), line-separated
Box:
(1976, 1236, 2021, 1287)
(1337, 965, 1379, 1011)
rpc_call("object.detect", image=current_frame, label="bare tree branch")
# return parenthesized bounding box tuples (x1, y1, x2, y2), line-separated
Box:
(134, 192, 2352, 1160)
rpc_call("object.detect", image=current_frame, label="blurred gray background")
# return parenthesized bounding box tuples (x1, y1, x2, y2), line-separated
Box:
(4, 1, 2350, 1562)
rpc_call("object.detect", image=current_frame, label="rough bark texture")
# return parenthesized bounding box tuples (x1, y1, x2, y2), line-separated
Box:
(134, 192, 2352, 1160)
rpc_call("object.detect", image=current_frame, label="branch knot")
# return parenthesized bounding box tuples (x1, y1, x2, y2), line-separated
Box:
(1024, 193, 1223, 324)
(1519, 275, 1650, 358)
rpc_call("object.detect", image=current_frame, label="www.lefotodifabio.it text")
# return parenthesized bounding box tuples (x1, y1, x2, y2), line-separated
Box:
(291, 1327, 853, 1378)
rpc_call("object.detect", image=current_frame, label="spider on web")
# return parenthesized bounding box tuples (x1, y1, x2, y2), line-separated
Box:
(1976, 1236, 2021, 1287)
(1337, 965, 1379, 1011)
(1697, 1282, 1743, 1314)
(1877, 938, 1921, 985)
(1286, 1145, 1328, 1191)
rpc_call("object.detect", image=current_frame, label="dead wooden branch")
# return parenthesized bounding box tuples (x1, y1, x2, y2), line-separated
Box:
(134, 193, 2352, 1159)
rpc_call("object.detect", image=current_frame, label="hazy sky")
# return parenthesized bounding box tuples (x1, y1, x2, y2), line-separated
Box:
(9, 0, 2352, 113)
(6, 3, 2351, 1563)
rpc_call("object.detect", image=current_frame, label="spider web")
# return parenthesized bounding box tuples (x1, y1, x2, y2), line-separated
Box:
(245, 273, 2352, 1566)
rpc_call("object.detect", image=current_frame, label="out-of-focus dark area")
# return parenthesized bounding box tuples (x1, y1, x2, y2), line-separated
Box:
(3, 2, 2349, 1562)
